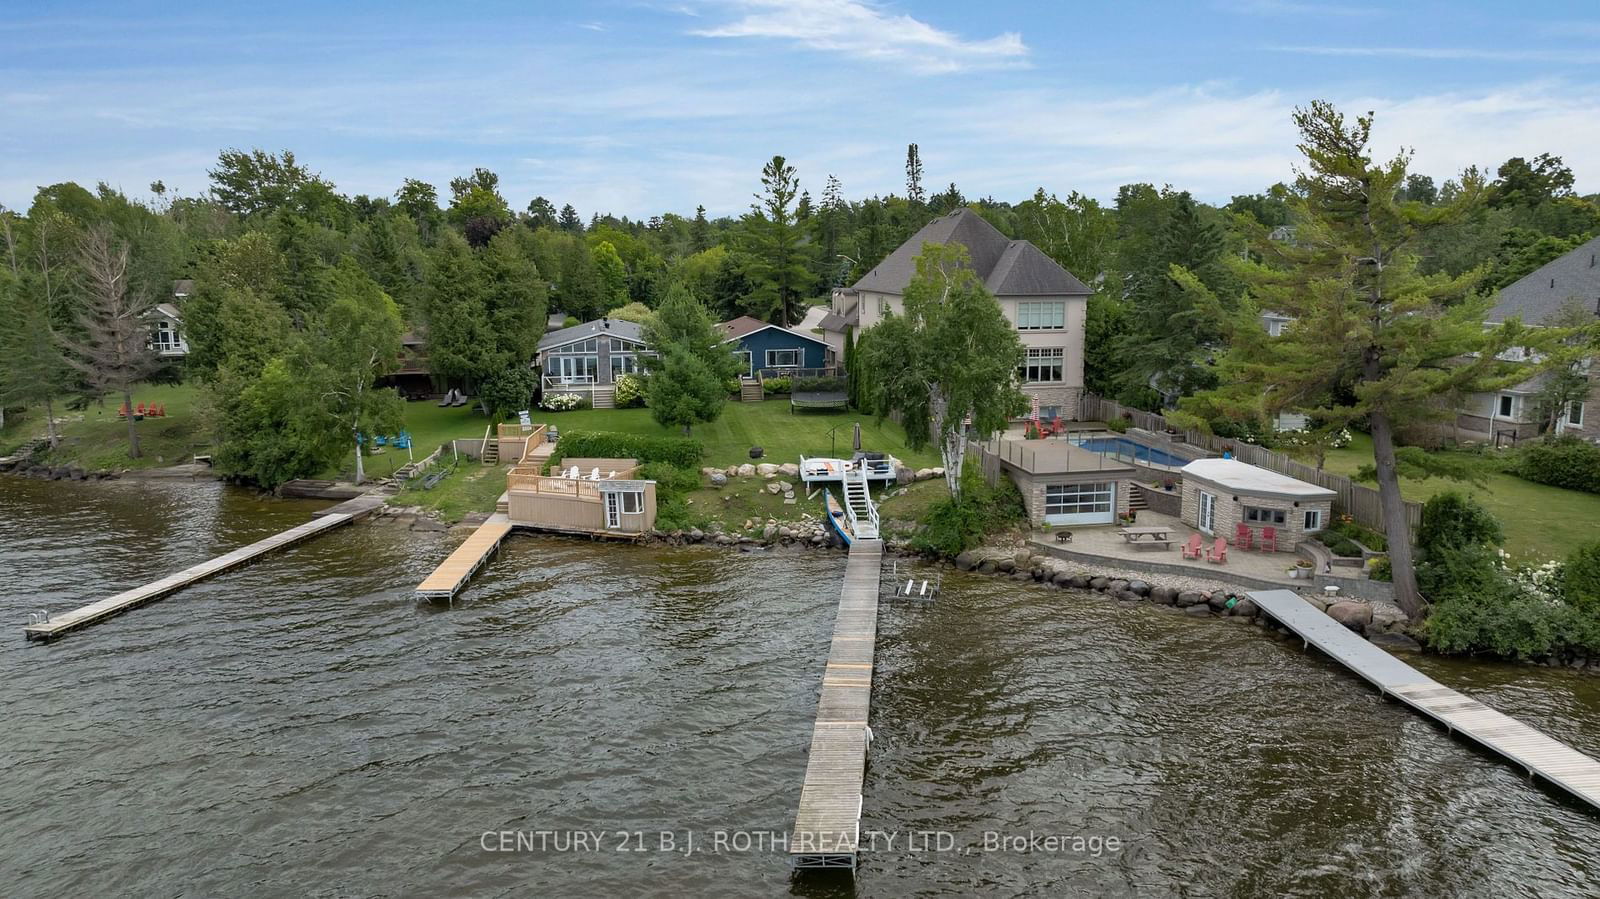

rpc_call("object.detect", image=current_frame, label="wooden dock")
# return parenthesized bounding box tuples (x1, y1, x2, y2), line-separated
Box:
(1250, 589, 1600, 812)
(791, 538, 883, 871)
(414, 513, 514, 601)
(22, 498, 379, 642)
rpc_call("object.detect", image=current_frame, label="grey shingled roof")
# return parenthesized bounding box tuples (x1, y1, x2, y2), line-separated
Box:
(537, 317, 646, 351)
(850, 208, 1091, 298)
(1486, 234, 1600, 324)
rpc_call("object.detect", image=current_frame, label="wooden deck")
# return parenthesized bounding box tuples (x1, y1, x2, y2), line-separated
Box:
(1250, 590, 1600, 812)
(23, 510, 364, 641)
(415, 513, 513, 600)
(791, 539, 883, 871)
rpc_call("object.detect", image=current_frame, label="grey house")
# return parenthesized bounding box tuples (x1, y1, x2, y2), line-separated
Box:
(821, 208, 1093, 421)
(536, 317, 651, 409)
(1457, 235, 1600, 443)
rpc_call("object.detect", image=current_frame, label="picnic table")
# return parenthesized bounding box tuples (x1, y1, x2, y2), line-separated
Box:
(1117, 526, 1173, 549)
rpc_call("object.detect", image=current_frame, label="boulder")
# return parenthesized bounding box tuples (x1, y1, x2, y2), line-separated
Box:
(1051, 571, 1074, 586)
(1107, 579, 1130, 595)
(1127, 579, 1151, 597)
(1089, 576, 1110, 591)
(955, 551, 979, 571)
(915, 467, 934, 481)
(1368, 602, 1410, 634)
(1031, 567, 1047, 581)
(765, 482, 783, 495)
(725, 465, 739, 477)
(1011, 571, 1032, 581)
(778, 526, 793, 539)
(1175, 591, 1203, 608)
(1014, 550, 1033, 567)
(1327, 600, 1373, 632)
(895, 466, 915, 485)
(701, 467, 720, 477)
(708, 471, 728, 488)
(1368, 632, 1423, 652)
(687, 528, 704, 543)
(1207, 592, 1230, 611)
(778, 462, 800, 477)
(762, 523, 778, 541)
(931, 467, 945, 478)
(1184, 605, 1212, 618)
(977, 560, 998, 575)
(1150, 585, 1177, 605)
(1231, 597, 1259, 619)
(1068, 574, 1091, 589)
(777, 480, 794, 493)
(736, 463, 756, 477)
(996, 558, 1016, 573)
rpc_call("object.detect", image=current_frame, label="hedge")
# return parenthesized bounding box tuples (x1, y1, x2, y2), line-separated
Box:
(554, 430, 704, 469)
(1515, 436, 1600, 494)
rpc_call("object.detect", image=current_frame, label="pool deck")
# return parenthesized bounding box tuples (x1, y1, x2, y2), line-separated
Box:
(1031, 512, 1313, 590)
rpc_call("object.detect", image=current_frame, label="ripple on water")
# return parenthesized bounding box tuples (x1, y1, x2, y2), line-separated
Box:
(1, 478, 1598, 897)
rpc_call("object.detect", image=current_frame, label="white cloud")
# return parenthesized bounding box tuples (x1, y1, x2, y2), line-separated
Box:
(1271, 45, 1600, 63)
(689, 0, 1026, 74)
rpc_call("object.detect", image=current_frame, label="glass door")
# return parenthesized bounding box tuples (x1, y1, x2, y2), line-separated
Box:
(605, 491, 621, 529)
(1198, 491, 1215, 535)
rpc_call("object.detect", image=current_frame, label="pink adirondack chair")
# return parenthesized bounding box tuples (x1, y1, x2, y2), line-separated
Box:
(1181, 533, 1204, 559)
(1260, 526, 1278, 553)
(1234, 523, 1254, 551)
(1206, 537, 1229, 564)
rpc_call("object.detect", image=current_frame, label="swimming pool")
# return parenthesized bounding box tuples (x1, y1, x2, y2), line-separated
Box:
(1073, 436, 1192, 468)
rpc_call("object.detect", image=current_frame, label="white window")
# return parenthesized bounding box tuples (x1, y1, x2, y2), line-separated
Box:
(1016, 301, 1066, 330)
(765, 348, 800, 368)
(619, 491, 643, 514)
(1303, 509, 1323, 532)
(877, 296, 889, 316)
(1243, 506, 1287, 525)
(1567, 400, 1585, 428)
(1020, 347, 1064, 383)
(1497, 394, 1514, 418)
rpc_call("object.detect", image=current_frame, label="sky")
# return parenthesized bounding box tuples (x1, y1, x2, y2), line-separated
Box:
(4, 0, 1600, 219)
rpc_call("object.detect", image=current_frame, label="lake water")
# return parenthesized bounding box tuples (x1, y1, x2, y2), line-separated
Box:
(2, 477, 1599, 897)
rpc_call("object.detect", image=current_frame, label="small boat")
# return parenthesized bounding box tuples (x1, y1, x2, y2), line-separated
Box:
(823, 489, 854, 546)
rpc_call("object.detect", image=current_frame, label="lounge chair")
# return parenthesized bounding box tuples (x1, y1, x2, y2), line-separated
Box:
(1234, 523, 1254, 551)
(1181, 534, 1204, 559)
(1206, 537, 1228, 564)
(589, 467, 601, 480)
(437, 388, 455, 407)
(1260, 526, 1278, 553)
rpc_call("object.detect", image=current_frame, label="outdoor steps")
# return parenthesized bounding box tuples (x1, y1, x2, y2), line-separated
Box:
(739, 378, 762, 402)
(496, 490, 510, 515)
(591, 387, 616, 409)
(1128, 485, 1150, 510)
(481, 441, 500, 465)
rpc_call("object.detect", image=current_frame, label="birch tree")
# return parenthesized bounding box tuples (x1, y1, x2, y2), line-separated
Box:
(307, 262, 403, 484)
(857, 243, 1027, 501)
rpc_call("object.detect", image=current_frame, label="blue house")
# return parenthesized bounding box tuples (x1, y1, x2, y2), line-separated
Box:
(719, 316, 834, 377)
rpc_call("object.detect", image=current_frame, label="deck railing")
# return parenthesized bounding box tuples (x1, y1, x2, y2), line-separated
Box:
(506, 469, 646, 500)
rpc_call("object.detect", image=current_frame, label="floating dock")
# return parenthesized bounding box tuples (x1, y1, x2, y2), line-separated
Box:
(1249, 589, 1600, 812)
(23, 494, 385, 642)
(414, 513, 514, 601)
(790, 538, 883, 871)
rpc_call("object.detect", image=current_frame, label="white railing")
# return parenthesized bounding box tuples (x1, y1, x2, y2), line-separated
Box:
(843, 466, 879, 539)
(543, 374, 597, 389)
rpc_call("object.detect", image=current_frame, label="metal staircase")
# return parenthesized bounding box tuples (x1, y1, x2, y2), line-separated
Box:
(842, 465, 879, 539)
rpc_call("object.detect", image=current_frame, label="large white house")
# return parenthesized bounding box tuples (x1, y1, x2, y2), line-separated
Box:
(1456, 235, 1600, 444)
(819, 208, 1093, 421)
(145, 280, 192, 357)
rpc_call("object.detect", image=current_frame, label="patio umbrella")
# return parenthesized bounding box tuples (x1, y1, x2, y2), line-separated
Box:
(853, 422, 861, 452)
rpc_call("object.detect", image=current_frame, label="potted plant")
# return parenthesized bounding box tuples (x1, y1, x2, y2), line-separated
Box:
(1162, 478, 1177, 491)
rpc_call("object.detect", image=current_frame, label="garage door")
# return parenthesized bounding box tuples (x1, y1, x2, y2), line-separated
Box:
(1044, 482, 1115, 526)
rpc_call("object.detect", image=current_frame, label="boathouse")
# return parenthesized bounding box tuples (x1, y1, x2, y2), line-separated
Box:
(504, 457, 657, 536)
(982, 437, 1137, 527)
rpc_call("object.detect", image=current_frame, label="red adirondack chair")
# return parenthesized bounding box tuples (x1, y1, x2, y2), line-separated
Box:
(1260, 526, 1278, 553)
(117, 403, 130, 419)
(1182, 533, 1204, 559)
(1207, 537, 1229, 564)
(1234, 523, 1254, 551)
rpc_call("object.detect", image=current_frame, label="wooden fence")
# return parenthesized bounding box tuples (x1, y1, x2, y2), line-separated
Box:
(1078, 394, 1422, 535)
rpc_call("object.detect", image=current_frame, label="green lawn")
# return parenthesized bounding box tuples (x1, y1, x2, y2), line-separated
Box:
(1321, 432, 1600, 561)
(395, 460, 510, 522)
(526, 399, 942, 469)
(15, 383, 211, 470)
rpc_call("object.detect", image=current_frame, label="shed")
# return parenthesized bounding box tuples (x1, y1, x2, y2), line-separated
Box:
(1179, 458, 1335, 551)
(990, 438, 1138, 527)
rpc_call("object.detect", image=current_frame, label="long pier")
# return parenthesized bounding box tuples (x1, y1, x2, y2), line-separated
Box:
(23, 495, 384, 642)
(790, 538, 883, 871)
(1249, 589, 1600, 812)
(415, 513, 514, 601)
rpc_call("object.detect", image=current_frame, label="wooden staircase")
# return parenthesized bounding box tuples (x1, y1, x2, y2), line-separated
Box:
(591, 387, 616, 409)
(739, 376, 763, 402)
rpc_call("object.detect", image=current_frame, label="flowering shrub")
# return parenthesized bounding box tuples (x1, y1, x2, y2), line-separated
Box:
(1508, 556, 1565, 604)
(613, 374, 645, 408)
(541, 393, 586, 412)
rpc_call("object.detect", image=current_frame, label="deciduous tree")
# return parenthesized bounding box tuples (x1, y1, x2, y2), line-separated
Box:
(64, 226, 162, 458)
